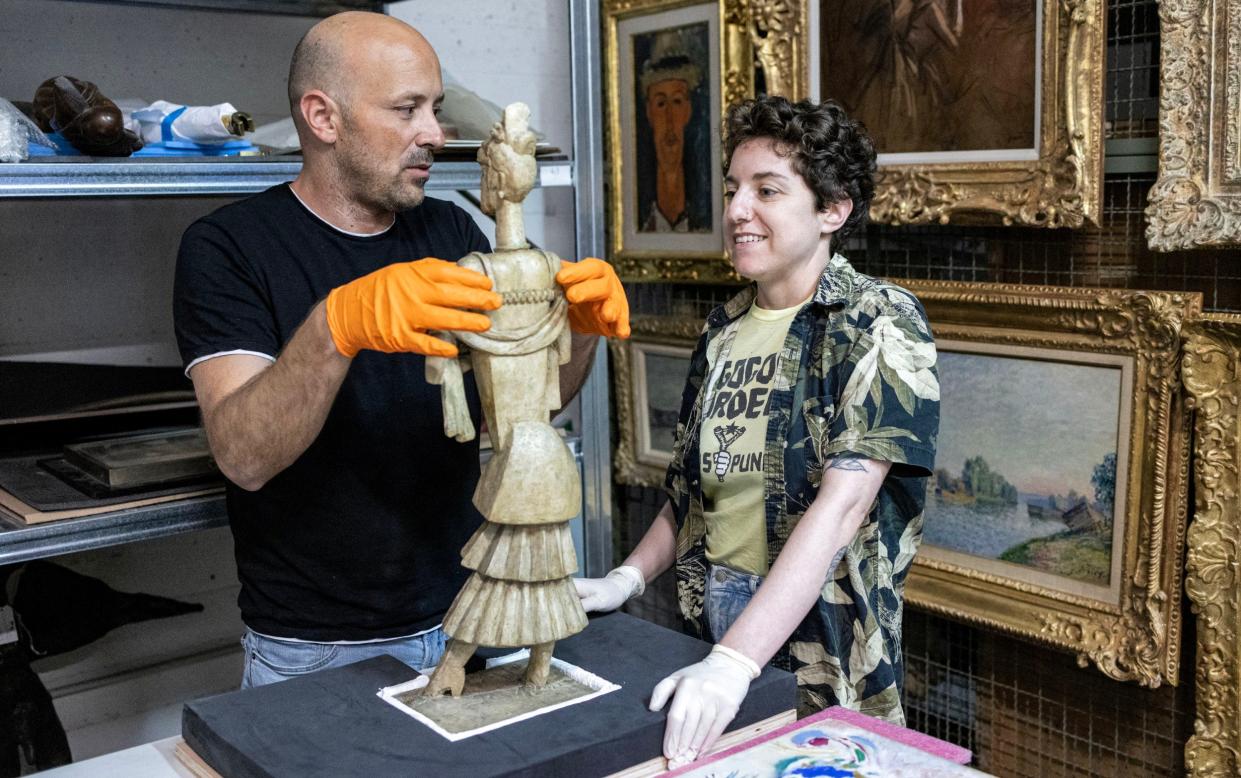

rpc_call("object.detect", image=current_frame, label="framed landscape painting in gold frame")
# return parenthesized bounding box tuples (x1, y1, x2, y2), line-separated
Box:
(605, 0, 753, 283)
(1145, 0, 1241, 250)
(811, 0, 1106, 228)
(611, 315, 702, 486)
(902, 280, 1198, 687)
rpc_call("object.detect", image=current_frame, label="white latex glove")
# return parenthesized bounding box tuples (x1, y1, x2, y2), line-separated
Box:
(573, 565, 645, 613)
(648, 644, 761, 765)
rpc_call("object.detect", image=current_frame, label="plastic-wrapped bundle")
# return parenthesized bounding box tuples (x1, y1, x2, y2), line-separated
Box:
(31, 75, 143, 156)
(0, 97, 52, 162)
(131, 100, 253, 144)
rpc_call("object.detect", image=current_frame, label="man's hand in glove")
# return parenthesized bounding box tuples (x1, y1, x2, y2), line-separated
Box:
(325, 258, 501, 358)
(648, 644, 761, 766)
(573, 565, 645, 613)
(556, 258, 630, 339)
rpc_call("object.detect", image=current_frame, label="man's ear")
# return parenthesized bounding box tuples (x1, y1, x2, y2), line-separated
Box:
(299, 90, 341, 145)
(819, 199, 854, 237)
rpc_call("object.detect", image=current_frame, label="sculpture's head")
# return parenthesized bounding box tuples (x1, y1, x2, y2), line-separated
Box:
(479, 102, 538, 215)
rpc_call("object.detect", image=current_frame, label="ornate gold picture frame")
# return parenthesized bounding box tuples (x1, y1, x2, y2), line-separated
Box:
(902, 280, 1199, 687)
(611, 315, 703, 486)
(747, 0, 809, 99)
(1182, 315, 1241, 776)
(809, 0, 1106, 228)
(604, 0, 753, 283)
(1146, 0, 1241, 250)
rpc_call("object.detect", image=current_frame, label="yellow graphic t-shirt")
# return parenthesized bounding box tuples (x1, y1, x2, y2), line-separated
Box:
(699, 298, 804, 575)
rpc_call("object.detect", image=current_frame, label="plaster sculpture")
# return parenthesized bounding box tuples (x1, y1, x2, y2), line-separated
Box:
(423, 103, 585, 698)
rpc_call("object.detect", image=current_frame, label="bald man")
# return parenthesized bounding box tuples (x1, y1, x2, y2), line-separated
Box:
(172, 12, 628, 687)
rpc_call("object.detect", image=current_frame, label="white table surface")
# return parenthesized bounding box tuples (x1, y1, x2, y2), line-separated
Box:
(36, 736, 193, 777)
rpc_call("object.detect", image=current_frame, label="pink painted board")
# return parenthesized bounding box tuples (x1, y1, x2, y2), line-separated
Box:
(663, 706, 982, 777)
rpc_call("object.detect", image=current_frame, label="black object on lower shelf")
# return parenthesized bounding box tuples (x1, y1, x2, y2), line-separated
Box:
(0, 362, 194, 425)
(0, 453, 218, 512)
(182, 611, 797, 778)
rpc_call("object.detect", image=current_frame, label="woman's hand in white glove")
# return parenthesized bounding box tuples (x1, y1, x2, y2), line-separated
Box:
(648, 644, 761, 766)
(572, 565, 645, 613)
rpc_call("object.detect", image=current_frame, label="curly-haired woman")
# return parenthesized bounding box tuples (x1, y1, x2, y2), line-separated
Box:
(576, 95, 941, 765)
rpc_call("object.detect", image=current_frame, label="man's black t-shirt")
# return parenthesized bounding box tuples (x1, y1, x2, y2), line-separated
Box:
(173, 184, 490, 642)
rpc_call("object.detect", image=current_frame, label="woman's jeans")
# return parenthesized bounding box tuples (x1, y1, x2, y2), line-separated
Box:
(706, 563, 763, 642)
(240, 627, 448, 689)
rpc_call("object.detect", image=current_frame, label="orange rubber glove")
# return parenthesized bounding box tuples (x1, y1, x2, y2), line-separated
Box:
(325, 258, 501, 358)
(556, 258, 631, 339)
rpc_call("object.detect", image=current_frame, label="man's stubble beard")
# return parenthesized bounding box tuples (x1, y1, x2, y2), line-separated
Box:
(335, 138, 432, 212)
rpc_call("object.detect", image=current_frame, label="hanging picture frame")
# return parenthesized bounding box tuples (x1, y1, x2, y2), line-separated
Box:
(806, 0, 1106, 228)
(1145, 0, 1241, 250)
(902, 280, 1198, 688)
(1182, 315, 1241, 776)
(747, 0, 809, 100)
(604, 0, 753, 283)
(611, 315, 703, 487)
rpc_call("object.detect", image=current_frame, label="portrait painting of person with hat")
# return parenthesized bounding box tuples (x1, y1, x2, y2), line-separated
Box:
(633, 24, 713, 234)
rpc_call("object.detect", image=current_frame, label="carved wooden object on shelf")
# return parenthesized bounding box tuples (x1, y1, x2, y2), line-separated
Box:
(423, 103, 585, 698)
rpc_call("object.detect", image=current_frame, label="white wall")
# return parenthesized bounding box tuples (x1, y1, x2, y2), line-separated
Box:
(387, 0, 578, 259)
(0, 0, 312, 126)
(0, 0, 311, 363)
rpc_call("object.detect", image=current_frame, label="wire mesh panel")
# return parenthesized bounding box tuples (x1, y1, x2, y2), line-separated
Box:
(1107, 0, 1160, 139)
(902, 610, 1195, 777)
(843, 174, 1240, 310)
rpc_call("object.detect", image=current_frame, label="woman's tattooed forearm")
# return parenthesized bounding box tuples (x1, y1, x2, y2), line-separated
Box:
(827, 457, 869, 472)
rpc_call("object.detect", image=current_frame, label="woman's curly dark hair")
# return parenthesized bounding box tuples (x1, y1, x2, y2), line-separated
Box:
(723, 95, 877, 246)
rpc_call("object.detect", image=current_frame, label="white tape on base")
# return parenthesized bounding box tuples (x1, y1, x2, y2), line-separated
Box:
(377, 649, 620, 741)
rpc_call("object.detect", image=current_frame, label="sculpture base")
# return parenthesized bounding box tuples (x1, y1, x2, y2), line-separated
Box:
(381, 650, 619, 740)
(181, 612, 797, 778)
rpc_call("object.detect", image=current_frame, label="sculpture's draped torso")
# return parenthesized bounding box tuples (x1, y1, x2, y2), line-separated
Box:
(423, 103, 586, 697)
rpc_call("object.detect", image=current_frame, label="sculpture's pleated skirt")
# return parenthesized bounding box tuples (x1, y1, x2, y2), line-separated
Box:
(443, 520, 585, 646)
(443, 574, 586, 646)
(460, 520, 579, 580)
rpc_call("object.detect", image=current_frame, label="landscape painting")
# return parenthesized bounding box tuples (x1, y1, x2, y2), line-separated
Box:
(923, 344, 1130, 595)
(612, 318, 701, 487)
(900, 281, 1192, 685)
(639, 345, 693, 462)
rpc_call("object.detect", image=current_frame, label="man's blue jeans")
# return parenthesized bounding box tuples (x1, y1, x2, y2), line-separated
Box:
(240, 627, 448, 689)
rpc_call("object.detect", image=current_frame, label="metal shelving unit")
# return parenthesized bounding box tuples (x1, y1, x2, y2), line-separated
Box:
(0, 430, 589, 566)
(0, 159, 574, 198)
(569, 0, 612, 578)
(0, 0, 609, 570)
(0, 495, 229, 567)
